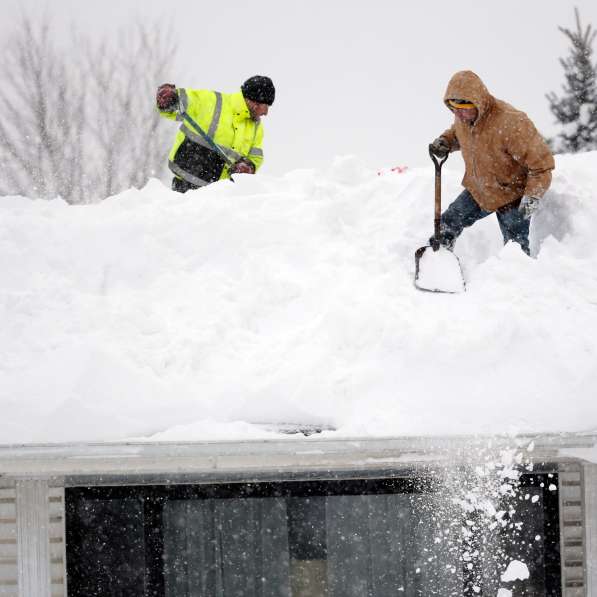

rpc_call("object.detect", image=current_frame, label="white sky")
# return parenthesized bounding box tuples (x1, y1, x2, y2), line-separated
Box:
(3, 0, 597, 175)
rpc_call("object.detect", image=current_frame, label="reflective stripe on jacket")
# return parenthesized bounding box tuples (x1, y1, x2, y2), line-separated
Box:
(158, 89, 264, 187)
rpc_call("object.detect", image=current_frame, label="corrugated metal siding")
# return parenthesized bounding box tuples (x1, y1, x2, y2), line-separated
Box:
(16, 480, 51, 597)
(49, 489, 66, 597)
(560, 463, 586, 597)
(0, 487, 17, 597)
(584, 463, 597, 597)
(0, 485, 66, 597)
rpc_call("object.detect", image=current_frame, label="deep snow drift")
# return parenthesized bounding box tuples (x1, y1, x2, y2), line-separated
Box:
(1, 152, 596, 443)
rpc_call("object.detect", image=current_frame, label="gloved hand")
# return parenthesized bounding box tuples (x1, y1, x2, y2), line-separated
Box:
(518, 195, 540, 219)
(156, 83, 178, 111)
(429, 231, 455, 251)
(429, 136, 450, 158)
(230, 158, 255, 174)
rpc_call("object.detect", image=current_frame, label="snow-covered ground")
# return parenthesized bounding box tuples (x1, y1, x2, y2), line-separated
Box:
(1, 152, 596, 443)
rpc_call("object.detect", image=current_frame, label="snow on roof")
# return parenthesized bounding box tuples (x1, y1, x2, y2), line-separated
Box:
(1, 152, 596, 444)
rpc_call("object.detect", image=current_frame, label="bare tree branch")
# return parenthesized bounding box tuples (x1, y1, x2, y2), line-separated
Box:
(0, 13, 177, 202)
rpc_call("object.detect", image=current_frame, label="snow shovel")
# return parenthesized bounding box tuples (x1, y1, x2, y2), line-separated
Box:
(414, 147, 465, 293)
(179, 110, 236, 182)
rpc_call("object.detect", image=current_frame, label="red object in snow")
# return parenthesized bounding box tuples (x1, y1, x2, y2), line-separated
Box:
(377, 165, 409, 176)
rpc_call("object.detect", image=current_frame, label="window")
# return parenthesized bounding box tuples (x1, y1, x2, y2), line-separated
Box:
(65, 474, 560, 596)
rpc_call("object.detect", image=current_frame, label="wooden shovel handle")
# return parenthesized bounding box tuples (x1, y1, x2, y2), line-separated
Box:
(428, 147, 449, 250)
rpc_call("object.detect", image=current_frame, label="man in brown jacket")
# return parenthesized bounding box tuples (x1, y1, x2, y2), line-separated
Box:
(429, 70, 555, 255)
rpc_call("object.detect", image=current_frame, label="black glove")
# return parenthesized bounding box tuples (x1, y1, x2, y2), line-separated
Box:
(230, 158, 256, 174)
(429, 230, 455, 251)
(429, 136, 450, 158)
(156, 83, 178, 111)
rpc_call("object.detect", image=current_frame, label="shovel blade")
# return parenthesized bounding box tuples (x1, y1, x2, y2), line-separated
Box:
(414, 245, 465, 293)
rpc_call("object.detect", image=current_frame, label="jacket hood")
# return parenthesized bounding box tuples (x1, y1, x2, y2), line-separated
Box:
(443, 71, 494, 118)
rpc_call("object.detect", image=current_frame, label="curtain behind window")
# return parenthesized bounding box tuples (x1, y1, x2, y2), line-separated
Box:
(162, 494, 463, 597)
(326, 494, 462, 596)
(163, 498, 291, 597)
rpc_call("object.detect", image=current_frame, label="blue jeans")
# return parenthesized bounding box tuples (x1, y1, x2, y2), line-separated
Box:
(438, 189, 530, 255)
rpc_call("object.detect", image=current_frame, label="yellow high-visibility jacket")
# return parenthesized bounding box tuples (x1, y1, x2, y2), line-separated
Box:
(158, 88, 264, 187)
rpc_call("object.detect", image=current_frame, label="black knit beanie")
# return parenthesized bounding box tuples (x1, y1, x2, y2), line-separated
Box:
(241, 76, 275, 105)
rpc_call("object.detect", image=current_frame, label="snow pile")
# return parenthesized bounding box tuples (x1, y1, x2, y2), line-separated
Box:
(1, 152, 597, 443)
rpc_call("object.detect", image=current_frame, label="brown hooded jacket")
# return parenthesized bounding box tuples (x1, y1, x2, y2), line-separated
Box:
(440, 71, 555, 212)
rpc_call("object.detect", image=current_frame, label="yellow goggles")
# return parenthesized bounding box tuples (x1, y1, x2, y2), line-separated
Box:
(448, 99, 476, 109)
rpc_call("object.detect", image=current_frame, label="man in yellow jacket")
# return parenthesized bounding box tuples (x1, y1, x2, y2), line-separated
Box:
(156, 76, 275, 193)
(429, 71, 554, 255)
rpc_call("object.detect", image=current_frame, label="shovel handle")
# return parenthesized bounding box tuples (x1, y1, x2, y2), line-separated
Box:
(428, 146, 449, 250)
(428, 146, 449, 172)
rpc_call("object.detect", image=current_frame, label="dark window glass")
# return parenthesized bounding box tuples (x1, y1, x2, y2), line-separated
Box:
(66, 497, 146, 597)
(65, 474, 560, 597)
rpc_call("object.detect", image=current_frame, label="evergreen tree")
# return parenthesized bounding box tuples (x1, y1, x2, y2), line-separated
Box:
(547, 8, 597, 153)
